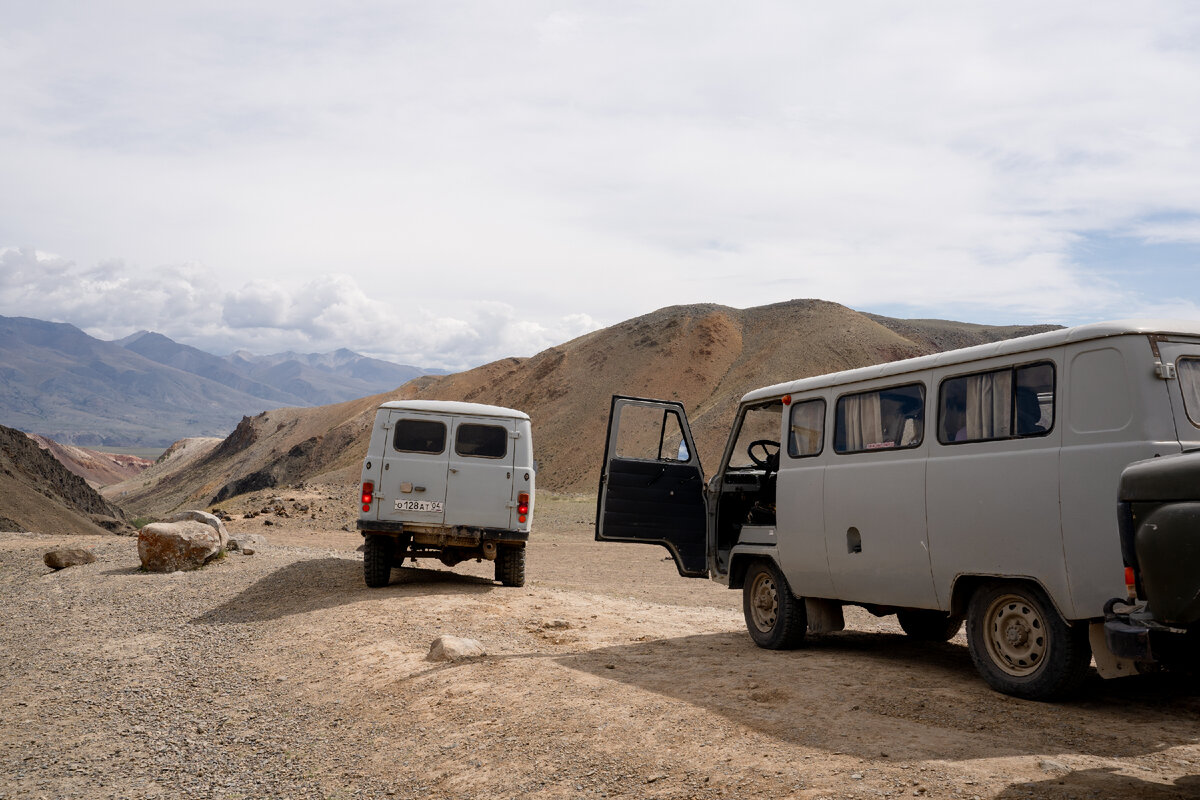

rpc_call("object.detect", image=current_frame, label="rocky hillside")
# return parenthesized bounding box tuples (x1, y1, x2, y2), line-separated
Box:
(0, 423, 128, 535)
(26, 434, 153, 487)
(107, 300, 1057, 516)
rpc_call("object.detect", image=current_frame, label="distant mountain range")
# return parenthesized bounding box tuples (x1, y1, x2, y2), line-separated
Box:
(0, 315, 442, 447)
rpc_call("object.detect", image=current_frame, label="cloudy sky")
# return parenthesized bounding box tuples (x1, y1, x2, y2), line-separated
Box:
(2, 2, 1199, 370)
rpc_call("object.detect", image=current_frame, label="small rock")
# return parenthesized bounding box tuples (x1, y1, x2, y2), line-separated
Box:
(542, 619, 571, 630)
(262, 519, 274, 526)
(427, 636, 486, 662)
(1039, 759, 1069, 774)
(44, 549, 97, 570)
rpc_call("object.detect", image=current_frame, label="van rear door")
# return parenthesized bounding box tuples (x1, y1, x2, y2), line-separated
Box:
(379, 411, 450, 525)
(444, 417, 518, 529)
(1157, 341, 1200, 450)
(595, 396, 708, 577)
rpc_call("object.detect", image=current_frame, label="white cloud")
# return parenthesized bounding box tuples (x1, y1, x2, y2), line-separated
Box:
(2, 2, 1200, 359)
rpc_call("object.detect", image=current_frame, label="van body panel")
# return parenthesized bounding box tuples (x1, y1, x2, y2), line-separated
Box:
(774, 455, 834, 598)
(927, 435, 1067, 612)
(823, 445, 937, 607)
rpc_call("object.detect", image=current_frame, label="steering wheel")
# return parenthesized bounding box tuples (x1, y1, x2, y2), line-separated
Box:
(747, 439, 781, 471)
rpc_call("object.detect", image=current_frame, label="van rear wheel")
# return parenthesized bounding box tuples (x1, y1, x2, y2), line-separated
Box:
(496, 546, 525, 587)
(363, 534, 394, 588)
(742, 560, 806, 649)
(966, 582, 1091, 700)
(897, 609, 964, 641)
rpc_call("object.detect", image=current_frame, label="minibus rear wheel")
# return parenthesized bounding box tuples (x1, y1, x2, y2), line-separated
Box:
(742, 560, 806, 649)
(363, 534, 394, 588)
(966, 582, 1091, 700)
(496, 546, 526, 587)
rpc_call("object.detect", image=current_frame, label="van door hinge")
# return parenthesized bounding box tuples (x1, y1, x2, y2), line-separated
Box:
(1155, 361, 1177, 380)
(510, 430, 521, 439)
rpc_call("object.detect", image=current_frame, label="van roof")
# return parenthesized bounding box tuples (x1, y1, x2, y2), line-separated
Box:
(742, 318, 1200, 404)
(377, 399, 530, 420)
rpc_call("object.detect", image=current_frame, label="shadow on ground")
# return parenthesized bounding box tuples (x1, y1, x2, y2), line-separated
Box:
(191, 559, 497, 624)
(996, 768, 1200, 799)
(556, 630, 1200, 763)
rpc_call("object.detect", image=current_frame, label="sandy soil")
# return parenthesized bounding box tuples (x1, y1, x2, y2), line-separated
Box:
(3, 494, 1200, 800)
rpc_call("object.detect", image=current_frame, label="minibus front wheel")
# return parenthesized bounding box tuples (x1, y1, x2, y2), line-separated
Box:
(742, 560, 806, 649)
(966, 582, 1091, 700)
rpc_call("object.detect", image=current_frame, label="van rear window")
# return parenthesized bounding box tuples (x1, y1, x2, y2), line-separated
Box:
(1178, 358, 1200, 428)
(393, 419, 446, 454)
(833, 384, 924, 454)
(455, 423, 508, 458)
(938, 362, 1054, 444)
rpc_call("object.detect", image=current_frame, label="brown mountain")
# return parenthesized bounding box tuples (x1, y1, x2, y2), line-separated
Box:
(105, 300, 1058, 516)
(0, 423, 128, 535)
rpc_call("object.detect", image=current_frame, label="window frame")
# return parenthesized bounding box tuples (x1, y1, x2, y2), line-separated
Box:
(832, 382, 926, 456)
(786, 398, 826, 459)
(392, 417, 447, 455)
(453, 422, 509, 460)
(936, 360, 1057, 446)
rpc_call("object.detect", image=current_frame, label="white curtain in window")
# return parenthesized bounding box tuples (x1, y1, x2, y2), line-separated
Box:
(843, 392, 883, 450)
(966, 372, 1011, 439)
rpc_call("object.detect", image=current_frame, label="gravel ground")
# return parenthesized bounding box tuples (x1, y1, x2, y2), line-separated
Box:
(3, 497, 1200, 800)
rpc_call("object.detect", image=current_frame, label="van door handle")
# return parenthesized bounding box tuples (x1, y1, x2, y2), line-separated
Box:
(449, 468, 459, 474)
(414, 485, 426, 492)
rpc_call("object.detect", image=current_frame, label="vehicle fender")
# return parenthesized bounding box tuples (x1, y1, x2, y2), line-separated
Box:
(1135, 502, 1200, 626)
(727, 546, 782, 591)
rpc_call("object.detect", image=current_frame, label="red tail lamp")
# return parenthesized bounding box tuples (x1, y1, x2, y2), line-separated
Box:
(361, 481, 374, 512)
(517, 492, 529, 524)
(1125, 566, 1136, 599)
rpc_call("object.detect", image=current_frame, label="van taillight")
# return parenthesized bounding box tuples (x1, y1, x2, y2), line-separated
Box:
(362, 481, 374, 512)
(1125, 566, 1137, 599)
(517, 492, 529, 523)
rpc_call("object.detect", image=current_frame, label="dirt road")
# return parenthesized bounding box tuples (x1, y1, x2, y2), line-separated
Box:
(3, 494, 1199, 799)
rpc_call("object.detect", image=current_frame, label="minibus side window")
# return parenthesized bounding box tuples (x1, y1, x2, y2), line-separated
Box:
(393, 418, 447, 454)
(938, 361, 1055, 444)
(1178, 358, 1200, 428)
(787, 399, 825, 458)
(833, 384, 924, 454)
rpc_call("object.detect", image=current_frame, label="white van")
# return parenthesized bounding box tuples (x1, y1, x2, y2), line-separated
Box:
(358, 400, 534, 588)
(596, 320, 1200, 699)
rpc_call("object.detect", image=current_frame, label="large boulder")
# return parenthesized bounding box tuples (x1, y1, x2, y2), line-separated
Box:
(138, 520, 222, 573)
(164, 510, 229, 550)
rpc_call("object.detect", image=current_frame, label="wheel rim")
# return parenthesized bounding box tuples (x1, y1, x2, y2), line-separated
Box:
(983, 593, 1047, 677)
(748, 571, 779, 632)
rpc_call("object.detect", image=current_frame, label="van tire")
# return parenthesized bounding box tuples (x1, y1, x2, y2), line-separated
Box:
(496, 546, 525, 587)
(966, 582, 1091, 700)
(363, 534, 394, 588)
(897, 609, 964, 641)
(742, 560, 806, 649)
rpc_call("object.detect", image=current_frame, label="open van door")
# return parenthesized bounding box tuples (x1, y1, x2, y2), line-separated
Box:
(595, 396, 709, 577)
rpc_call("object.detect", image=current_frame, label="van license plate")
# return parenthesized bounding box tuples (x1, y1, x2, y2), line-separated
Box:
(395, 500, 444, 513)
